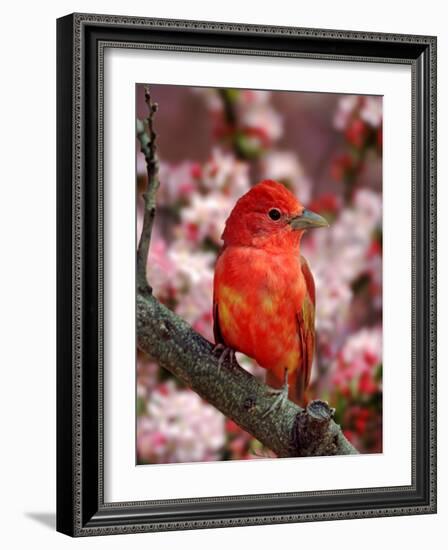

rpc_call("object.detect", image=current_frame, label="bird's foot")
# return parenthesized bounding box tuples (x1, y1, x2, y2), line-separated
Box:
(262, 385, 290, 417)
(262, 369, 290, 417)
(212, 344, 236, 372)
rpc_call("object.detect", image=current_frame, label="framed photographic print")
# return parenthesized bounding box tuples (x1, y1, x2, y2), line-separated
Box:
(56, 13, 437, 537)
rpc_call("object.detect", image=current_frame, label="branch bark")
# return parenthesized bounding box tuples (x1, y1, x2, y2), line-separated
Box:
(136, 86, 358, 458)
(136, 89, 159, 295)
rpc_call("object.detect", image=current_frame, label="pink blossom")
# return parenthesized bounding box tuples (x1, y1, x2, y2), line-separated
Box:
(360, 97, 383, 128)
(175, 273, 214, 341)
(191, 87, 223, 113)
(353, 188, 382, 227)
(201, 88, 283, 147)
(260, 151, 312, 204)
(302, 190, 381, 349)
(333, 95, 359, 130)
(333, 95, 382, 132)
(365, 247, 382, 310)
(137, 417, 168, 462)
(167, 242, 215, 290)
(200, 148, 250, 198)
(138, 381, 225, 464)
(145, 235, 215, 308)
(331, 326, 382, 394)
(156, 161, 199, 206)
(137, 356, 159, 398)
(145, 236, 178, 302)
(239, 100, 283, 145)
(178, 193, 234, 245)
(238, 90, 272, 107)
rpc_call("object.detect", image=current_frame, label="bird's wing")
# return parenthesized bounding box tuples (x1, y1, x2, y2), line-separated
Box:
(293, 255, 316, 403)
(212, 249, 225, 345)
(265, 255, 316, 405)
(213, 300, 224, 345)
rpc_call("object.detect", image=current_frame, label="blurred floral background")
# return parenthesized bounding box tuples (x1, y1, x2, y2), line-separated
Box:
(136, 84, 383, 464)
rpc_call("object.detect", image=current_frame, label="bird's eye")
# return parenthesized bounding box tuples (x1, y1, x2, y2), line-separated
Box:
(268, 208, 281, 221)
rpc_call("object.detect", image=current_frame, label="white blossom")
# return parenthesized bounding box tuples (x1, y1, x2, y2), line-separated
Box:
(360, 97, 382, 128)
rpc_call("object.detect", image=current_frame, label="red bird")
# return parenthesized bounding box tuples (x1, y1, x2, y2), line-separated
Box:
(213, 180, 328, 411)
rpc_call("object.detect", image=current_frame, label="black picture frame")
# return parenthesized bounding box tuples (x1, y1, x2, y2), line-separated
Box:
(57, 13, 437, 537)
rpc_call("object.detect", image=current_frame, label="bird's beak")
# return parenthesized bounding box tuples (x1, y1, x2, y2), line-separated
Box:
(289, 209, 329, 230)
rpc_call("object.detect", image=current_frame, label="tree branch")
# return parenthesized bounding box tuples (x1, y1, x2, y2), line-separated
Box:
(136, 86, 358, 458)
(137, 293, 357, 457)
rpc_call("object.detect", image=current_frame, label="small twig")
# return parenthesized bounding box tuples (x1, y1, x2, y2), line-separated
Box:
(136, 87, 160, 294)
(218, 88, 248, 161)
(218, 88, 237, 127)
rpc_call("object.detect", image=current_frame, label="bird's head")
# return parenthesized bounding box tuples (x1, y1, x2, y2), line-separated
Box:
(222, 179, 328, 251)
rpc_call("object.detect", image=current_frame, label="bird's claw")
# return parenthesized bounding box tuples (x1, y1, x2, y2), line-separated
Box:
(262, 369, 290, 417)
(262, 385, 290, 417)
(213, 344, 235, 372)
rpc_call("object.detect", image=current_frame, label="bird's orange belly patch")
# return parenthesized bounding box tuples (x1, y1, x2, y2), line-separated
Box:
(217, 284, 300, 371)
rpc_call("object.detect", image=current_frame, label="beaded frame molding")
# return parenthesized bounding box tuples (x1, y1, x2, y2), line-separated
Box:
(56, 13, 437, 537)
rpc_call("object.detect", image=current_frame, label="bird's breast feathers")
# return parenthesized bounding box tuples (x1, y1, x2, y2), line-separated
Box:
(213, 246, 306, 370)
